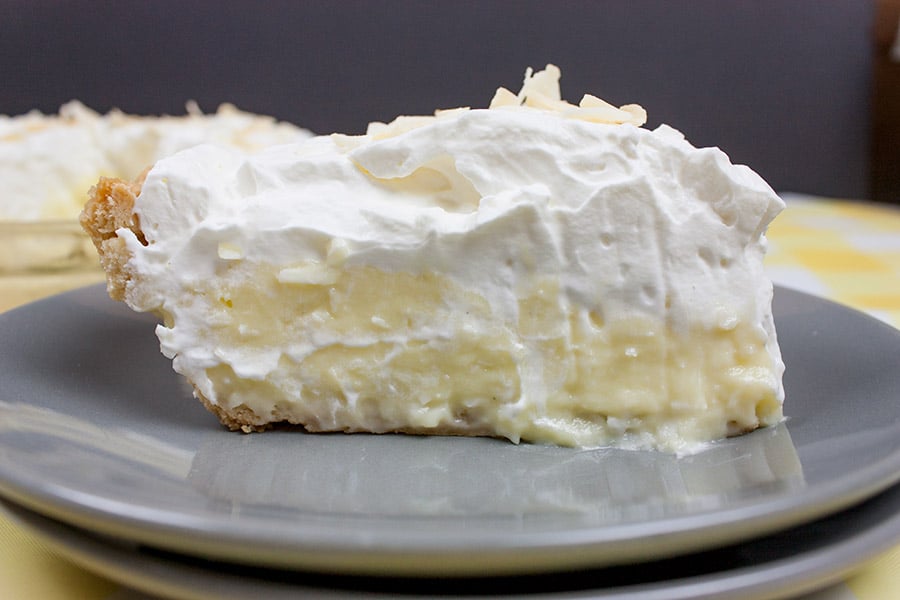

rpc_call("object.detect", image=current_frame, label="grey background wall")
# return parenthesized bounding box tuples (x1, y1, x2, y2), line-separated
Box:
(0, 0, 874, 199)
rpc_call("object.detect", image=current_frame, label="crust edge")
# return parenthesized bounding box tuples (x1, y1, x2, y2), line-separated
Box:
(79, 172, 147, 301)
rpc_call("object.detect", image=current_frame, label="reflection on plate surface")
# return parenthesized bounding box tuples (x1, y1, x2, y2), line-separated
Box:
(0, 398, 803, 521)
(190, 425, 804, 521)
(0, 285, 898, 575)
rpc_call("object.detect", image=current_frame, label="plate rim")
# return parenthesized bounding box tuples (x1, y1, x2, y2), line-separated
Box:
(5, 483, 900, 600)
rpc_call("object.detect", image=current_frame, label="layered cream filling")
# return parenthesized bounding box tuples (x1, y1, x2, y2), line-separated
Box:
(157, 263, 781, 452)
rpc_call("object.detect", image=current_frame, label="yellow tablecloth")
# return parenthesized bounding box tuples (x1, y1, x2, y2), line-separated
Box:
(0, 194, 899, 599)
(765, 195, 900, 600)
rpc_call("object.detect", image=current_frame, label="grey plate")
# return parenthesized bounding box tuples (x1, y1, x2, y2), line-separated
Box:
(7, 481, 900, 600)
(0, 285, 899, 576)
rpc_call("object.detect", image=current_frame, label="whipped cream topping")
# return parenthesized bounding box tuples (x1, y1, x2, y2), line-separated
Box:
(1, 101, 310, 220)
(127, 67, 782, 328)
(115, 65, 785, 449)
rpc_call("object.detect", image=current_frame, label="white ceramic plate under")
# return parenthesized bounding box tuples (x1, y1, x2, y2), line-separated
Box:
(0, 285, 899, 575)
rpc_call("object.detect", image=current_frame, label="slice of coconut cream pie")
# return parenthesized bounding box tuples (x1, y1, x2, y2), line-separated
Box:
(82, 65, 785, 452)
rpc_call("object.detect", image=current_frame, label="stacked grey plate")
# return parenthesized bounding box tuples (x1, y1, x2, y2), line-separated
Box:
(0, 285, 899, 599)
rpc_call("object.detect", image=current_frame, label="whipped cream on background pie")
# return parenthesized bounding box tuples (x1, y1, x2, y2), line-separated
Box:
(1, 101, 309, 221)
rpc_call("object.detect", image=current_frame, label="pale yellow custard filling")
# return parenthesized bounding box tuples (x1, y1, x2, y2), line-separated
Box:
(162, 264, 781, 451)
